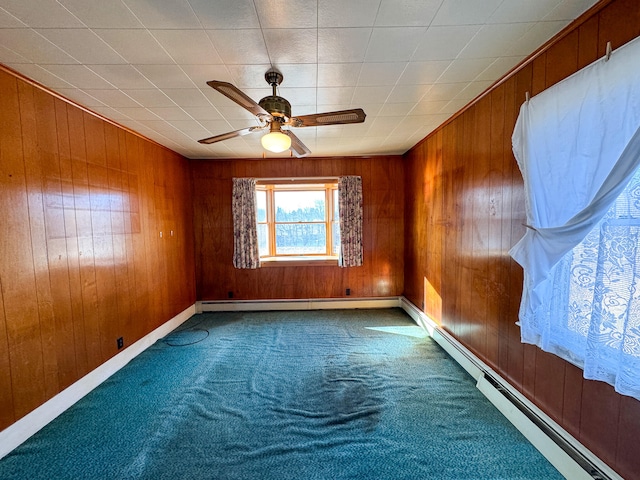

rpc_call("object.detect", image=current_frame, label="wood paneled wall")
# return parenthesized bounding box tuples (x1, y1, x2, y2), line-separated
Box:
(403, 1, 640, 478)
(191, 157, 403, 300)
(0, 67, 196, 431)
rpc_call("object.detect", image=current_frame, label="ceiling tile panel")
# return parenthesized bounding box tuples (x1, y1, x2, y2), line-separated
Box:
(6, 64, 74, 88)
(161, 88, 211, 107)
(182, 106, 224, 121)
(457, 23, 535, 59)
(375, 0, 442, 26)
(318, 0, 381, 27)
(397, 60, 451, 84)
(135, 65, 196, 89)
(120, 89, 175, 107)
(90, 106, 133, 121)
(365, 27, 426, 62)
(206, 29, 269, 64)
(357, 62, 407, 86)
(317, 63, 362, 87)
(544, 0, 598, 21)
(379, 102, 416, 116)
(188, 0, 260, 29)
(151, 30, 223, 65)
(44, 64, 116, 89)
(254, 0, 318, 28)
(0, 0, 84, 28)
(0, 9, 26, 27)
(122, 0, 201, 29)
(351, 85, 393, 104)
(226, 64, 276, 89)
(387, 83, 432, 103)
(318, 28, 371, 63)
(95, 29, 174, 65)
(489, 0, 562, 23)
(82, 89, 142, 108)
(112, 107, 162, 121)
(0, 29, 79, 64)
(59, 0, 144, 28)
(431, 0, 503, 26)
(454, 80, 494, 101)
(0, 46, 31, 64)
(437, 58, 493, 83)
(411, 25, 482, 61)
(147, 106, 194, 121)
(475, 55, 523, 82)
(422, 82, 466, 101)
(267, 64, 318, 88)
(317, 86, 355, 105)
(264, 29, 318, 64)
(35, 29, 126, 65)
(0, 0, 599, 158)
(409, 99, 450, 115)
(504, 20, 570, 57)
(89, 65, 156, 89)
(181, 66, 233, 91)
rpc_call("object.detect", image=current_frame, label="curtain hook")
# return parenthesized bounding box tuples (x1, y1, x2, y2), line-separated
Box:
(605, 41, 612, 61)
(525, 91, 530, 103)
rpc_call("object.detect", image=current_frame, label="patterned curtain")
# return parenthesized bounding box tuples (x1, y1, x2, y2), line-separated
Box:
(232, 178, 260, 269)
(338, 176, 363, 267)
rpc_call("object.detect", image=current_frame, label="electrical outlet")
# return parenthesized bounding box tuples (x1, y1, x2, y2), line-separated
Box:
(346, 288, 351, 296)
(117, 337, 124, 349)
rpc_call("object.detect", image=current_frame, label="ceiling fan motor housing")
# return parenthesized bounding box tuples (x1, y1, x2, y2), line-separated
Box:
(259, 95, 291, 119)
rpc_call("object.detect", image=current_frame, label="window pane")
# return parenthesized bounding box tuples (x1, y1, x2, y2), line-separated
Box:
(333, 189, 339, 220)
(256, 190, 267, 222)
(275, 223, 326, 254)
(274, 191, 325, 222)
(332, 221, 340, 255)
(257, 223, 269, 256)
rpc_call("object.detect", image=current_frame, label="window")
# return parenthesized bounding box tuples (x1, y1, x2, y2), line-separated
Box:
(256, 181, 340, 261)
(510, 35, 640, 400)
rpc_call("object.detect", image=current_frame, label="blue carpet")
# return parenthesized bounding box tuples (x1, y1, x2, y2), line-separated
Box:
(0, 309, 562, 479)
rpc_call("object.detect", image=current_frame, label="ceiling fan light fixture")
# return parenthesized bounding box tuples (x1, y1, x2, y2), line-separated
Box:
(261, 130, 291, 153)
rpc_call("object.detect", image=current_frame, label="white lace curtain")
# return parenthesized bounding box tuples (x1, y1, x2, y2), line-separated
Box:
(232, 178, 260, 269)
(510, 36, 640, 399)
(338, 176, 363, 267)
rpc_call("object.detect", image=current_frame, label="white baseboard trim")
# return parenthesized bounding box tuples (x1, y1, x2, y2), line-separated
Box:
(0, 304, 196, 460)
(197, 296, 401, 312)
(399, 296, 621, 480)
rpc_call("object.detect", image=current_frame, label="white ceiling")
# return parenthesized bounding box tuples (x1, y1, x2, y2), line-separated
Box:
(0, 0, 597, 159)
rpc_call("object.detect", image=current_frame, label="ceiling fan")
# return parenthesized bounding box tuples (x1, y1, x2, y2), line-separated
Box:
(198, 69, 366, 157)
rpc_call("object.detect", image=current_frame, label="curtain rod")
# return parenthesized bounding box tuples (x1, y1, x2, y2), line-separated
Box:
(254, 176, 339, 183)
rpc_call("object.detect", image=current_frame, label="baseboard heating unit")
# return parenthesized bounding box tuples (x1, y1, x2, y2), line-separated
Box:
(399, 297, 622, 480)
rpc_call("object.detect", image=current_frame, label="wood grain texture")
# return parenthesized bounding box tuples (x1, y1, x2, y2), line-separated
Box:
(0, 68, 195, 430)
(191, 157, 404, 300)
(402, 1, 640, 478)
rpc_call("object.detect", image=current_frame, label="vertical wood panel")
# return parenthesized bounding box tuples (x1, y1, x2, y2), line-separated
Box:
(402, 1, 640, 478)
(0, 285, 13, 426)
(0, 71, 22, 425)
(55, 99, 88, 379)
(191, 156, 404, 300)
(0, 74, 46, 418)
(34, 87, 77, 391)
(68, 107, 103, 371)
(0, 66, 195, 431)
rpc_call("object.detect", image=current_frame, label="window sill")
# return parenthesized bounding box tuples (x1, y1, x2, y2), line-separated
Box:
(260, 256, 339, 267)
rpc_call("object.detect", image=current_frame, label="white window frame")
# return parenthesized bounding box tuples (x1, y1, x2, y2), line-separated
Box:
(256, 179, 339, 265)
